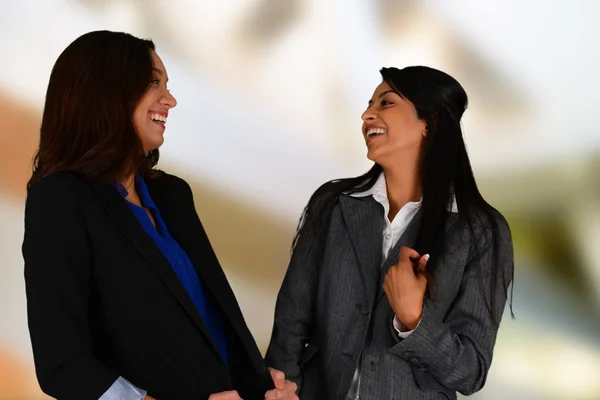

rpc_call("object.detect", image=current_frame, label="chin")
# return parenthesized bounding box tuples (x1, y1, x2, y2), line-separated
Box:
(142, 138, 164, 153)
(145, 145, 162, 153)
(366, 149, 381, 163)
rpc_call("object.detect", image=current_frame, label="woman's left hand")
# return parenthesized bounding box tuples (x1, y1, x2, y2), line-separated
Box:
(383, 246, 429, 330)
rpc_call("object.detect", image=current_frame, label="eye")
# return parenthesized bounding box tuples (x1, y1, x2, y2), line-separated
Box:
(381, 99, 394, 106)
(151, 79, 160, 86)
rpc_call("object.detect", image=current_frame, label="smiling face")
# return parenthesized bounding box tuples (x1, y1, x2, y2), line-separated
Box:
(133, 50, 177, 152)
(361, 81, 427, 166)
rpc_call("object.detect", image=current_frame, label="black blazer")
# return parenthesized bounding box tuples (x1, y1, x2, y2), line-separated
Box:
(23, 171, 273, 400)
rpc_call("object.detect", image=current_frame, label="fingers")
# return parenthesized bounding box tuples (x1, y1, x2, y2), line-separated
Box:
(399, 246, 420, 262)
(390, 247, 430, 287)
(383, 273, 392, 295)
(207, 390, 243, 400)
(416, 254, 430, 283)
(264, 380, 299, 400)
(417, 254, 430, 271)
(269, 367, 285, 390)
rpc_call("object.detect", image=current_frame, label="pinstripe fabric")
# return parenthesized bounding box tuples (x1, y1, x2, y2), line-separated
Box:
(266, 194, 513, 400)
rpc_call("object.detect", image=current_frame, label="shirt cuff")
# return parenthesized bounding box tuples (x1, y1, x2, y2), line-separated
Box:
(99, 376, 147, 400)
(393, 315, 421, 339)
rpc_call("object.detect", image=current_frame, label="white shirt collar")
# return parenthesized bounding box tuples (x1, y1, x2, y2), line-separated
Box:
(350, 172, 458, 213)
(351, 171, 390, 200)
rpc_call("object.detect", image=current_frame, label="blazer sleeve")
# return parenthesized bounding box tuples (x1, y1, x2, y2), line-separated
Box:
(264, 207, 322, 391)
(23, 175, 119, 400)
(389, 215, 514, 395)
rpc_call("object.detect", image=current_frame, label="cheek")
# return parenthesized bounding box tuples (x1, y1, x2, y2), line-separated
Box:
(389, 118, 422, 142)
(133, 112, 155, 148)
(133, 112, 146, 131)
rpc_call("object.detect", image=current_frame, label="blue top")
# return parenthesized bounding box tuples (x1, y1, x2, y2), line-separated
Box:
(116, 175, 228, 364)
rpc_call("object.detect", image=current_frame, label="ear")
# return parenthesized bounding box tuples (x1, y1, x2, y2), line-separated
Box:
(421, 119, 428, 137)
(423, 113, 438, 137)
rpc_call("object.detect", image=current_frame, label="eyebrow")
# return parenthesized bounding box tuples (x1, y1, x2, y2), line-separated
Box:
(368, 90, 395, 105)
(152, 67, 169, 82)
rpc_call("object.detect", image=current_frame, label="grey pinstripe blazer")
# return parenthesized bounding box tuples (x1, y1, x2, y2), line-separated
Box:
(266, 194, 513, 400)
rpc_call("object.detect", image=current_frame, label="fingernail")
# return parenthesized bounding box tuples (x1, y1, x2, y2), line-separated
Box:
(423, 254, 430, 261)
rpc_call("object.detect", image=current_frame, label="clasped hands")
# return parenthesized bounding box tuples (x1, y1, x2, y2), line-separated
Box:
(204, 367, 297, 400)
(144, 367, 296, 400)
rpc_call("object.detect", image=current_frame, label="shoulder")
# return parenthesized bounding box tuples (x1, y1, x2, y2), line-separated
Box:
(455, 205, 513, 261)
(456, 203, 510, 235)
(310, 180, 334, 203)
(26, 172, 92, 207)
(24, 172, 95, 231)
(146, 170, 192, 194)
(473, 206, 511, 241)
(145, 170, 196, 211)
(307, 178, 350, 206)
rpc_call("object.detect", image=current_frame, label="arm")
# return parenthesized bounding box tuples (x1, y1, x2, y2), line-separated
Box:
(265, 212, 321, 391)
(23, 175, 133, 399)
(389, 221, 514, 395)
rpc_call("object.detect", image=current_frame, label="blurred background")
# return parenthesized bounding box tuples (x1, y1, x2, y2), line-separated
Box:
(1, 0, 599, 399)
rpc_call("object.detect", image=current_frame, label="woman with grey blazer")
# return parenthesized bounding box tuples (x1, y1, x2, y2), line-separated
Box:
(266, 66, 514, 400)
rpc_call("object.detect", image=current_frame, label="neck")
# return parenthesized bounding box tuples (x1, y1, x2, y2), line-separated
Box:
(121, 174, 142, 207)
(381, 156, 421, 219)
(121, 174, 135, 192)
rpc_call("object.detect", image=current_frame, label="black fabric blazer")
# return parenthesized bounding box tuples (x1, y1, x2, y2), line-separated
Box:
(23, 171, 273, 400)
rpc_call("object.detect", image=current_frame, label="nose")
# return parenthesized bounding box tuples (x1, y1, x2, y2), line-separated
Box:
(160, 90, 177, 109)
(361, 107, 376, 123)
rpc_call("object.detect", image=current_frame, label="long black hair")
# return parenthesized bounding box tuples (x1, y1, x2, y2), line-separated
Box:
(293, 66, 513, 326)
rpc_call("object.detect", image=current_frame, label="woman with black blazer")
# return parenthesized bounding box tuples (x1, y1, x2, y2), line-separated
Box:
(23, 30, 297, 400)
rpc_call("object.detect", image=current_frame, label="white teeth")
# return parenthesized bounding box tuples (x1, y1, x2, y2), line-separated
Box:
(366, 128, 387, 138)
(149, 113, 167, 123)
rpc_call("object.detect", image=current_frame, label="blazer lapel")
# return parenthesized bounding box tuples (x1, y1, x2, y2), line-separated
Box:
(339, 195, 384, 302)
(150, 180, 272, 374)
(93, 184, 225, 364)
(144, 179, 258, 369)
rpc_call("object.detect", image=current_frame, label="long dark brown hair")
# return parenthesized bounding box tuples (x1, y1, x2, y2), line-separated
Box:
(28, 30, 160, 190)
(294, 66, 514, 327)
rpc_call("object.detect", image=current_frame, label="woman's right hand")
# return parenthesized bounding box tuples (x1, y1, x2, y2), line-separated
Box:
(208, 390, 243, 400)
(144, 391, 243, 400)
(383, 246, 429, 330)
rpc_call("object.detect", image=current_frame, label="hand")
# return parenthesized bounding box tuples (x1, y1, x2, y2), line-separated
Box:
(208, 390, 243, 400)
(264, 368, 299, 400)
(144, 397, 157, 400)
(383, 246, 429, 330)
